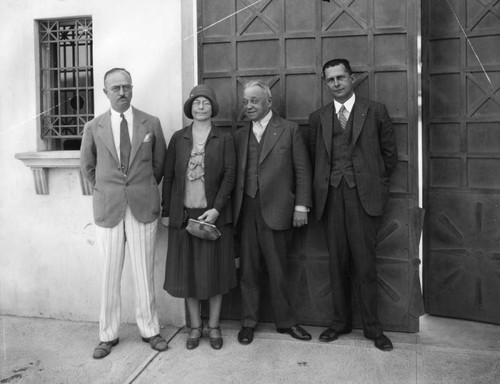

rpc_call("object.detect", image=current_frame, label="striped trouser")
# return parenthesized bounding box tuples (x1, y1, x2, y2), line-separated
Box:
(95, 206, 160, 342)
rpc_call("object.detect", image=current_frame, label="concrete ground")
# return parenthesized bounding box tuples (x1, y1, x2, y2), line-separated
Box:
(0, 315, 498, 384)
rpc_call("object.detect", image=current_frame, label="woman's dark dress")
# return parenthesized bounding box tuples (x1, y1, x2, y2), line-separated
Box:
(162, 125, 237, 299)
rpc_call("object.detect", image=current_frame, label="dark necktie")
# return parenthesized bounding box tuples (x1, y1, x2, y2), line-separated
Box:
(120, 113, 131, 174)
(338, 105, 347, 130)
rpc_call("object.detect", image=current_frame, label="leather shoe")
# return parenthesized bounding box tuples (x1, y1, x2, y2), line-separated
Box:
(142, 334, 168, 352)
(238, 327, 254, 345)
(277, 324, 311, 341)
(93, 338, 119, 359)
(373, 334, 393, 351)
(319, 328, 351, 342)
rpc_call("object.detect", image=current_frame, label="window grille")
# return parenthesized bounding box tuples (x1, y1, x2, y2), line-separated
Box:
(39, 18, 93, 149)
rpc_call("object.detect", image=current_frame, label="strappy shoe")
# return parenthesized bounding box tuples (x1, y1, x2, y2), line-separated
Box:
(186, 327, 203, 350)
(208, 326, 223, 350)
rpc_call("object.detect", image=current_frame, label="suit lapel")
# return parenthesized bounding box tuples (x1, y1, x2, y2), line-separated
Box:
(259, 113, 284, 164)
(129, 107, 147, 166)
(237, 125, 250, 174)
(352, 98, 368, 145)
(320, 103, 334, 159)
(96, 111, 119, 165)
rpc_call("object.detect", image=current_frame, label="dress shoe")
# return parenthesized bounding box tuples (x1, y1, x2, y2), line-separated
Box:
(93, 338, 119, 359)
(277, 324, 311, 341)
(208, 326, 223, 350)
(142, 334, 168, 352)
(238, 327, 254, 345)
(186, 327, 203, 350)
(373, 334, 393, 351)
(319, 328, 351, 342)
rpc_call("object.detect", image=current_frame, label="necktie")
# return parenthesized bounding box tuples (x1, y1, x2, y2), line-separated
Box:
(338, 105, 347, 130)
(120, 113, 131, 174)
(253, 121, 264, 143)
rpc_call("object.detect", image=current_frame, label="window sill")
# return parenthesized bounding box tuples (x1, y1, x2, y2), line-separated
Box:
(15, 151, 92, 195)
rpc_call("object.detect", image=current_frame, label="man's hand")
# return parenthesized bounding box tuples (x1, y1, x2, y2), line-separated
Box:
(161, 217, 170, 227)
(198, 208, 220, 224)
(293, 210, 308, 228)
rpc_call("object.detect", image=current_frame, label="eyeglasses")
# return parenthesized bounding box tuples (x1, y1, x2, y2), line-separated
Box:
(109, 85, 133, 93)
(192, 100, 212, 107)
(242, 97, 267, 106)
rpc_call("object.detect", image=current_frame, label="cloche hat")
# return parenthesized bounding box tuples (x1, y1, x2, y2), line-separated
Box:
(183, 84, 219, 119)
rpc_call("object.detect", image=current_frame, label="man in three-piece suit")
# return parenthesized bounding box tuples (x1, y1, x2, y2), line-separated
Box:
(308, 58, 398, 351)
(80, 68, 168, 359)
(233, 80, 312, 345)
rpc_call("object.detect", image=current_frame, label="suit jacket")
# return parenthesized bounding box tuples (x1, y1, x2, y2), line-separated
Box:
(80, 107, 167, 227)
(233, 112, 312, 230)
(308, 96, 398, 219)
(161, 124, 236, 229)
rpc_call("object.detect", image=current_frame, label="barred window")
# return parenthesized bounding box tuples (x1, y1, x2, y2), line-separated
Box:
(39, 17, 93, 150)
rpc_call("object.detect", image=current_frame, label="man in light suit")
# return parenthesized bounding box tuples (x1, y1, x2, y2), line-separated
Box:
(233, 80, 312, 345)
(308, 58, 398, 351)
(81, 68, 168, 359)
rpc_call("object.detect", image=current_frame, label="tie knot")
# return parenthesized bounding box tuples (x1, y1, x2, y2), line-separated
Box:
(339, 105, 346, 113)
(120, 113, 125, 119)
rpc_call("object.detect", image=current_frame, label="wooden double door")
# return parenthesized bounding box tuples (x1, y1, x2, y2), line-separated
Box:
(422, 0, 500, 324)
(197, 0, 500, 330)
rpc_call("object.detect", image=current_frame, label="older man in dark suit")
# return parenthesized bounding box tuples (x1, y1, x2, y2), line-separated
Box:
(81, 68, 168, 359)
(233, 80, 312, 345)
(308, 58, 398, 351)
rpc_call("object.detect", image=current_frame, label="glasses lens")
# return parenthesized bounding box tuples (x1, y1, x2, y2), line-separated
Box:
(193, 100, 211, 107)
(111, 85, 132, 93)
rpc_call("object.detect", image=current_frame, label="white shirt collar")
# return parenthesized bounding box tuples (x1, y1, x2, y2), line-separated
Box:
(334, 93, 355, 114)
(110, 106, 133, 119)
(253, 109, 273, 129)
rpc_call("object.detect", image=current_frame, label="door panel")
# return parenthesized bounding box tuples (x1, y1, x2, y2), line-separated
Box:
(199, 0, 421, 332)
(422, 0, 500, 324)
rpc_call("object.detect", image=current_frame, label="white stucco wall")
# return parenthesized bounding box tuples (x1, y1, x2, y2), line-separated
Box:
(0, 0, 196, 327)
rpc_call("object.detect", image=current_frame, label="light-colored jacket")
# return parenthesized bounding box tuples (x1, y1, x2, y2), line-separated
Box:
(80, 107, 167, 227)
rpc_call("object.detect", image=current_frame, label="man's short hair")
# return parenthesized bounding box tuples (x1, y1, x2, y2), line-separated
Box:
(103, 68, 132, 84)
(322, 59, 352, 77)
(243, 79, 272, 98)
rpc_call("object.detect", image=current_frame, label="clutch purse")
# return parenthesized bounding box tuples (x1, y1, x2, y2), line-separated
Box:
(185, 219, 221, 241)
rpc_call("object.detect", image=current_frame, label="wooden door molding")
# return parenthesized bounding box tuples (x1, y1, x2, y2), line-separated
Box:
(422, 0, 500, 324)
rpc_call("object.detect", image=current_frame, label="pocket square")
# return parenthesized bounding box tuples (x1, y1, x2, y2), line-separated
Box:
(143, 133, 152, 143)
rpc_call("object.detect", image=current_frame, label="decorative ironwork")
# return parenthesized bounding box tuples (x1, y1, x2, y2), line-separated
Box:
(39, 18, 94, 143)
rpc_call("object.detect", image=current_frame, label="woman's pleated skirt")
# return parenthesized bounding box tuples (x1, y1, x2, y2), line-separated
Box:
(164, 209, 237, 300)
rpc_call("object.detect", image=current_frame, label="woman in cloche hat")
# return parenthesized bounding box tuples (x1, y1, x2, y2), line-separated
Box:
(161, 84, 237, 350)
